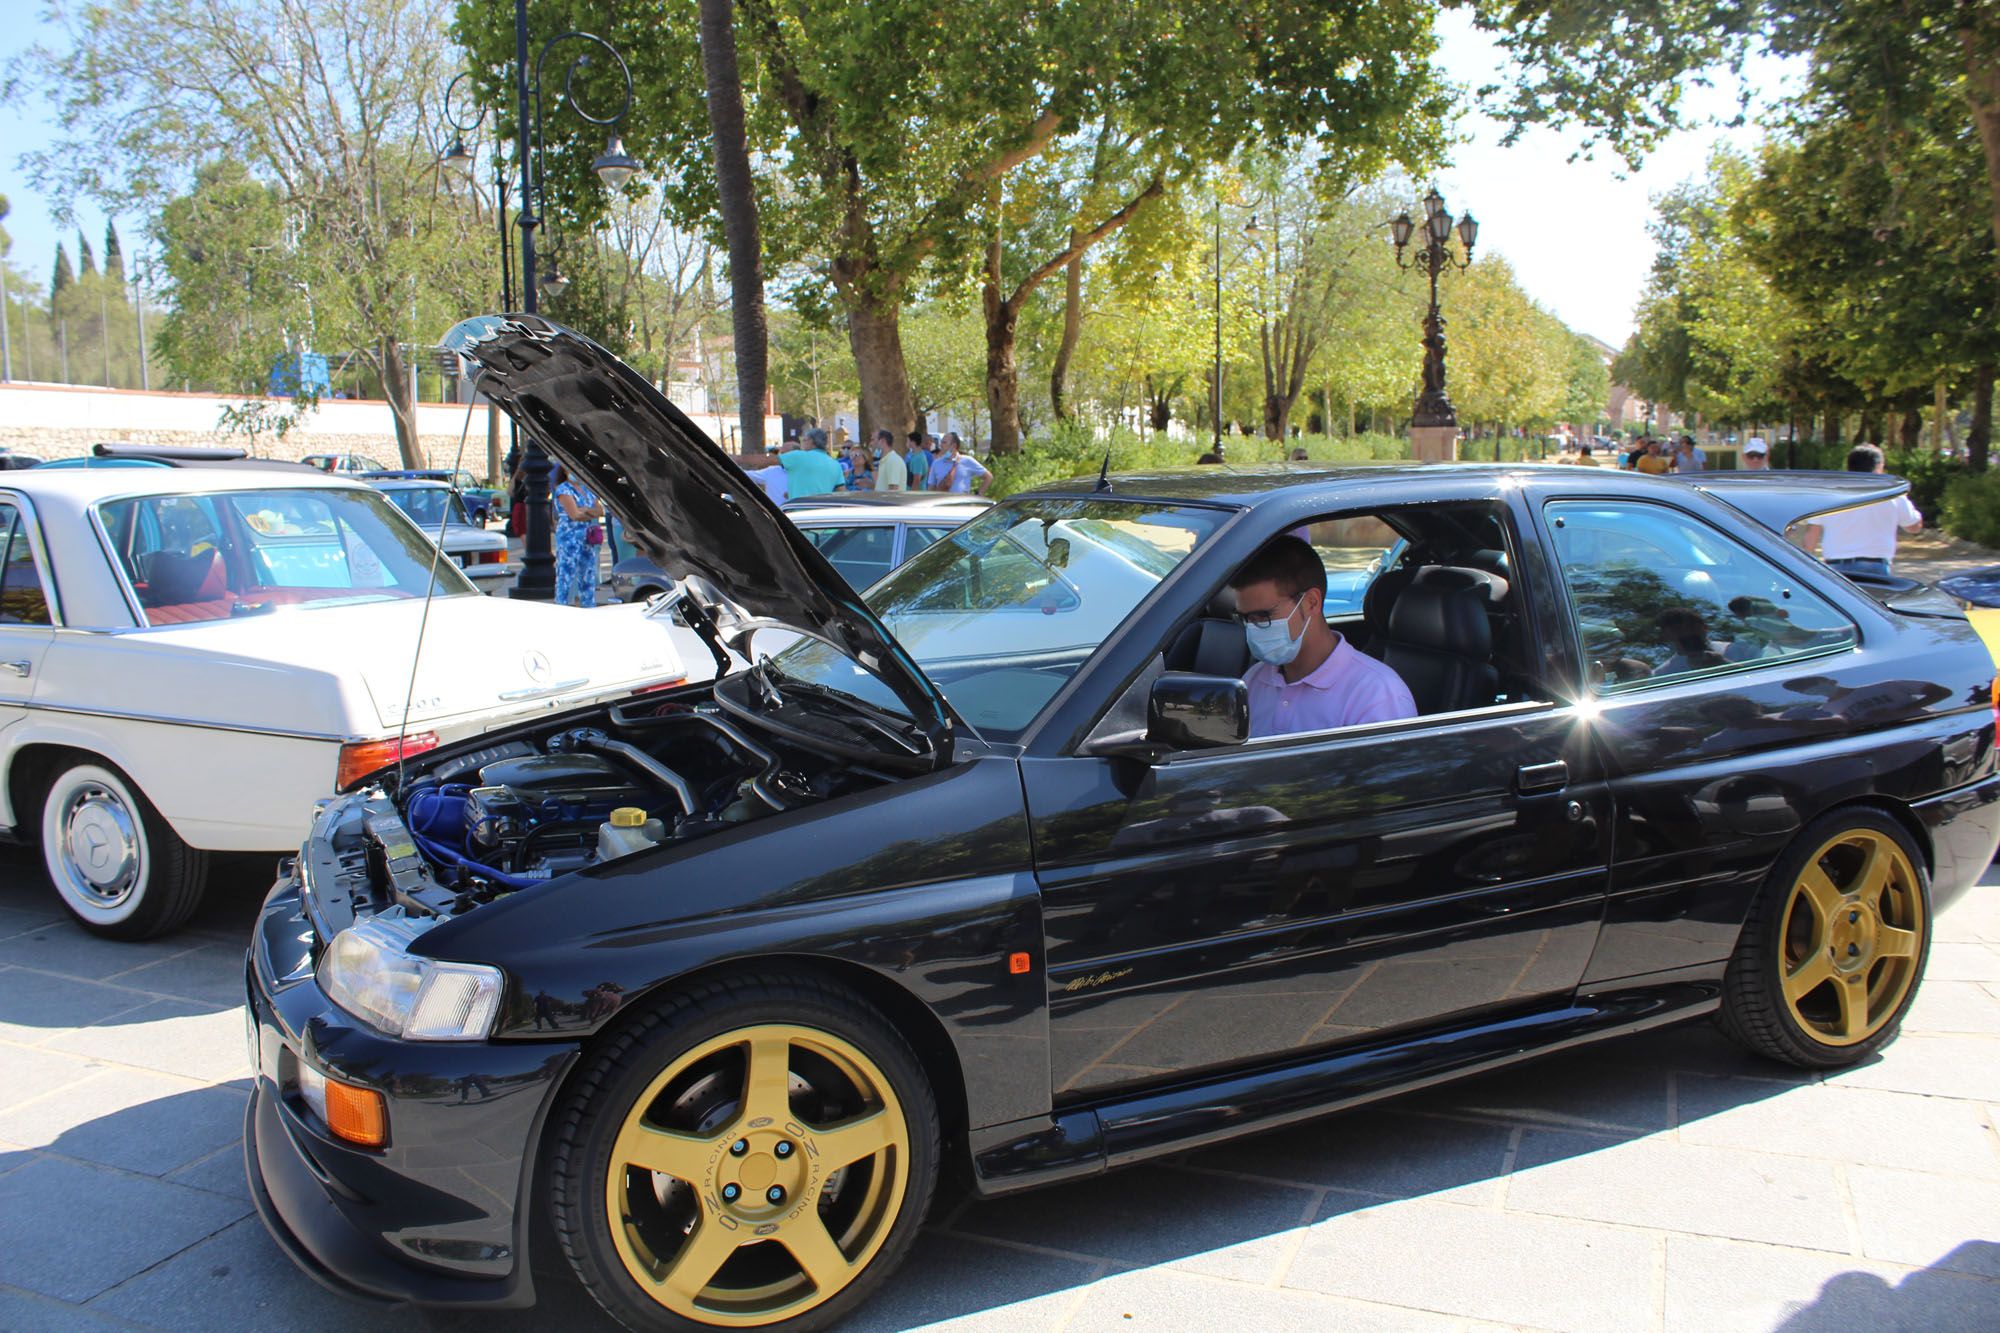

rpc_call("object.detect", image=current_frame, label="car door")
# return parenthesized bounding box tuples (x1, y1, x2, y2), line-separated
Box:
(0, 500, 59, 764)
(1534, 496, 1899, 983)
(1023, 505, 1611, 1102)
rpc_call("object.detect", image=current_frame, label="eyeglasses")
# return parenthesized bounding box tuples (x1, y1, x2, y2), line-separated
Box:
(1233, 594, 1300, 629)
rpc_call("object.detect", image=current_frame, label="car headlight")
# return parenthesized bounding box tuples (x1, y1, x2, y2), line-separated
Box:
(317, 914, 504, 1041)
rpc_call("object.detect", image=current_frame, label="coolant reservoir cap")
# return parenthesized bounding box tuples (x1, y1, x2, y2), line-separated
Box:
(610, 806, 648, 828)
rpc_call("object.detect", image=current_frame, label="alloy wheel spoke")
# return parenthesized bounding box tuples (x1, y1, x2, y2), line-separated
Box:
(1784, 949, 1835, 1004)
(740, 1031, 794, 1125)
(612, 1117, 713, 1184)
(1797, 865, 1847, 923)
(779, 1211, 852, 1292)
(1876, 924, 1920, 960)
(660, 1211, 742, 1302)
(1851, 836, 1892, 901)
(811, 1107, 895, 1172)
(1831, 973, 1870, 1039)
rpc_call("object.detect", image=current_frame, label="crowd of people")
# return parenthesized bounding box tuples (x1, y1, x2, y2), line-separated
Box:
(740, 426, 994, 502)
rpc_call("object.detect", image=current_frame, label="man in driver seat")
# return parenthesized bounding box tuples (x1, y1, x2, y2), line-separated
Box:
(1230, 535, 1416, 739)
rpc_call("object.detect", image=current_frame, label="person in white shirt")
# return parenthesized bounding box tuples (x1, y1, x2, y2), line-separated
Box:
(1742, 438, 1770, 469)
(737, 451, 789, 505)
(1802, 444, 1922, 577)
(874, 428, 909, 491)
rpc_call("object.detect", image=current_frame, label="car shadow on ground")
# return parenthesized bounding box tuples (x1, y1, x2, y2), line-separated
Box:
(0, 1016, 1836, 1331)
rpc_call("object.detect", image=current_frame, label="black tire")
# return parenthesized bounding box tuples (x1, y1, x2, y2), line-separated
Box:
(1716, 807, 1931, 1068)
(549, 973, 940, 1332)
(39, 758, 209, 939)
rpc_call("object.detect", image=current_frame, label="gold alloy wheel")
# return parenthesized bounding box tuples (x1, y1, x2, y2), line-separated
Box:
(604, 1023, 909, 1326)
(1779, 829, 1925, 1046)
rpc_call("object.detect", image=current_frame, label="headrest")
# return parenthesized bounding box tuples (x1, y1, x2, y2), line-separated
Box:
(1415, 564, 1509, 605)
(144, 548, 223, 606)
(1386, 579, 1492, 656)
(1204, 586, 1238, 619)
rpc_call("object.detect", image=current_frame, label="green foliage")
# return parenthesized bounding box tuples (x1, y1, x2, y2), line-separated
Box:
(984, 425, 1410, 497)
(1943, 471, 2000, 548)
(50, 243, 72, 301)
(1884, 449, 1966, 525)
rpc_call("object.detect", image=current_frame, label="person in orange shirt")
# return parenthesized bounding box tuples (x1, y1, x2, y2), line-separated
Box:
(1635, 438, 1672, 475)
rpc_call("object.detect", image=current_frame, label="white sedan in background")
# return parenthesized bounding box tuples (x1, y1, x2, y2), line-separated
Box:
(0, 468, 708, 938)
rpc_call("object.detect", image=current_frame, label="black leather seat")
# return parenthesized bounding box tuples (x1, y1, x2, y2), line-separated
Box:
(1166, 589, 1249, 677)
(1377, 574, 1500, 714)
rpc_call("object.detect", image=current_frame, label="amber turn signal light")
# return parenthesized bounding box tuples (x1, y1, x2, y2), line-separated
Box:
(1007, 951, 1032, 975)
(325, 1080, 388, 1148)
(335, 731, 439, 790)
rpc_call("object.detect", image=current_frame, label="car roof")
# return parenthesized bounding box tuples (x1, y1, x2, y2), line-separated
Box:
(366, 477, 450, 491)
(778, 491, 988, 510)
(2, 466, 376, 506)
(784, 498, 989, 523)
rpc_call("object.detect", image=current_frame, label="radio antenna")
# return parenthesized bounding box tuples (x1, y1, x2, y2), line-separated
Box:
(1093, 448, 1114, 493)
(395, 385, 480, 793)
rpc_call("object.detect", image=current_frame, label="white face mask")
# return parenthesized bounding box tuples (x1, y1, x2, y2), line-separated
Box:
(1242, 596, 1305, 666)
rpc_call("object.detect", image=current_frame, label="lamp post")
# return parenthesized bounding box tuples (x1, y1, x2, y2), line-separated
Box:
(447, 5, 638, 600)
(1390, 186, 1477, 459)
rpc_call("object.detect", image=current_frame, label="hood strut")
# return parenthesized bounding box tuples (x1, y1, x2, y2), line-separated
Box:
(441, 314, 956, 769)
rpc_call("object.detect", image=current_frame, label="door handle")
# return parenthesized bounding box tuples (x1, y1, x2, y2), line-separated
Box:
(0, 660, 30, 679)
(1515, 760, 1569, 794)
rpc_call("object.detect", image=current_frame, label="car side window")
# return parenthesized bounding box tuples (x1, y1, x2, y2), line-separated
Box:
(901, 525, 955, 560)
(806, 524, 898, 589)
(1546, 500, 1857, 690)
(0, 505, 53, 626)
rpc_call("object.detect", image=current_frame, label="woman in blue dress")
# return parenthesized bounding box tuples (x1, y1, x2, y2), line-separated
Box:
(552, 465, 604, 608)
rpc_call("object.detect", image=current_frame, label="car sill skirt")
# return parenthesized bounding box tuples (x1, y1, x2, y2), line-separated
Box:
(970, 979, 1718, 1196)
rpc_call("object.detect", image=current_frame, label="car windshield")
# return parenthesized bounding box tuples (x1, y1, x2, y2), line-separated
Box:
(384, 486, 469, 530)
(97, 487, 478, 626)
(769, 497, 1228, 740)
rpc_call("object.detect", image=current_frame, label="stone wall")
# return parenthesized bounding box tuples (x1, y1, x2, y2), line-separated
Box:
(0, 381, 780, 478)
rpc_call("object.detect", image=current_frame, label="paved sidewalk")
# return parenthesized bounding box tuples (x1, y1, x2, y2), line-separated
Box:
(1, 852, 1997, 1332)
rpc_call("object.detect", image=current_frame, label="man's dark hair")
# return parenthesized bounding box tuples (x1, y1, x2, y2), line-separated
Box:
(1580, 443, 1594, 456)
(1846, 444, 1884, 473)
(1229, 535, 1326, 600)
(906, 430, 923, 445)
(873, 428, 893, 446)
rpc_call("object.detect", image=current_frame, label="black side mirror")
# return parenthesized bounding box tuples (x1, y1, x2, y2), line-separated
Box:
(1148, 672, 1249, 751)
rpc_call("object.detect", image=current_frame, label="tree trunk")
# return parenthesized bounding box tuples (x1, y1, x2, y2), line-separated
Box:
(846, 295, 914, 443)
(1970, 362, 1995, 473)
(1050, 247, 1082, 421)
(1962, 25, 2000, 296)
(1898, 402, 1923, 452)
(1823, 409, 1842, 450)
(698, 0, 769, 452)
(983, 259, 1025, 454)
(381, 335, 422, 467)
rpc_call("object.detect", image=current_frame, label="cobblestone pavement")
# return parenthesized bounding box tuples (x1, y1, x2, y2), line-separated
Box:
(1, 850, 1997, 1333)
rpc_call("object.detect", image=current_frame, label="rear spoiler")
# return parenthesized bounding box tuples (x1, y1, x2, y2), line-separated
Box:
(1666, 470, 1909, 532)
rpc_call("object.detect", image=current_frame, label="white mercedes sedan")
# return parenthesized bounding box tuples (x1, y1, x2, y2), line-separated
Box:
(0, 467, 705, 937)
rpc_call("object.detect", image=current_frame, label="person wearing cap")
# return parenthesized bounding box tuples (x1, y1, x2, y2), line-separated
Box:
(1743, 438, 1770, 470)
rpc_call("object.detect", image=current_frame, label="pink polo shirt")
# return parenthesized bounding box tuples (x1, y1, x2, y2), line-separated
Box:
(1244, 634, 1417, 739)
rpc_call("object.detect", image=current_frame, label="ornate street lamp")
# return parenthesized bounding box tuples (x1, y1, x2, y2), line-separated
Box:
(1390, 185, 1477, 433)
(445, 6, 637, 600)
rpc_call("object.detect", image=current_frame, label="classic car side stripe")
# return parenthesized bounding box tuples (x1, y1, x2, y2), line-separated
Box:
(18, 699, 353, 742)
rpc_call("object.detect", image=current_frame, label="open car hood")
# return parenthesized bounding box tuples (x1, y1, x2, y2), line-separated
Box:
(441, 314, 955, 765)
(1669, 470, 1911, 533)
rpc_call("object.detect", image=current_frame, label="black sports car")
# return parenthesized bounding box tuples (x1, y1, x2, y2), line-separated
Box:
(245, 316, 2000, 1331)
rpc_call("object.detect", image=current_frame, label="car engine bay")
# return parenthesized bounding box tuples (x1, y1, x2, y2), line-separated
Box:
(310, 683, 903, 929)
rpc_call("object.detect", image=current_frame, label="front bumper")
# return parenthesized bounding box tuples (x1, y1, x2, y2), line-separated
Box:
(243, 871, 579, 1308)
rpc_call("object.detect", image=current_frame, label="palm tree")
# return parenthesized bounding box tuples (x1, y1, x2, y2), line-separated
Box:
(698, 0, 768, 453)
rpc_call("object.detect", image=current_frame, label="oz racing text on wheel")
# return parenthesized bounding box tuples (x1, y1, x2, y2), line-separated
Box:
(550, 976, 940, 1331)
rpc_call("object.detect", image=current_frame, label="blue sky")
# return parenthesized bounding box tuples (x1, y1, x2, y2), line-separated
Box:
(0, 7, 1793, 348)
